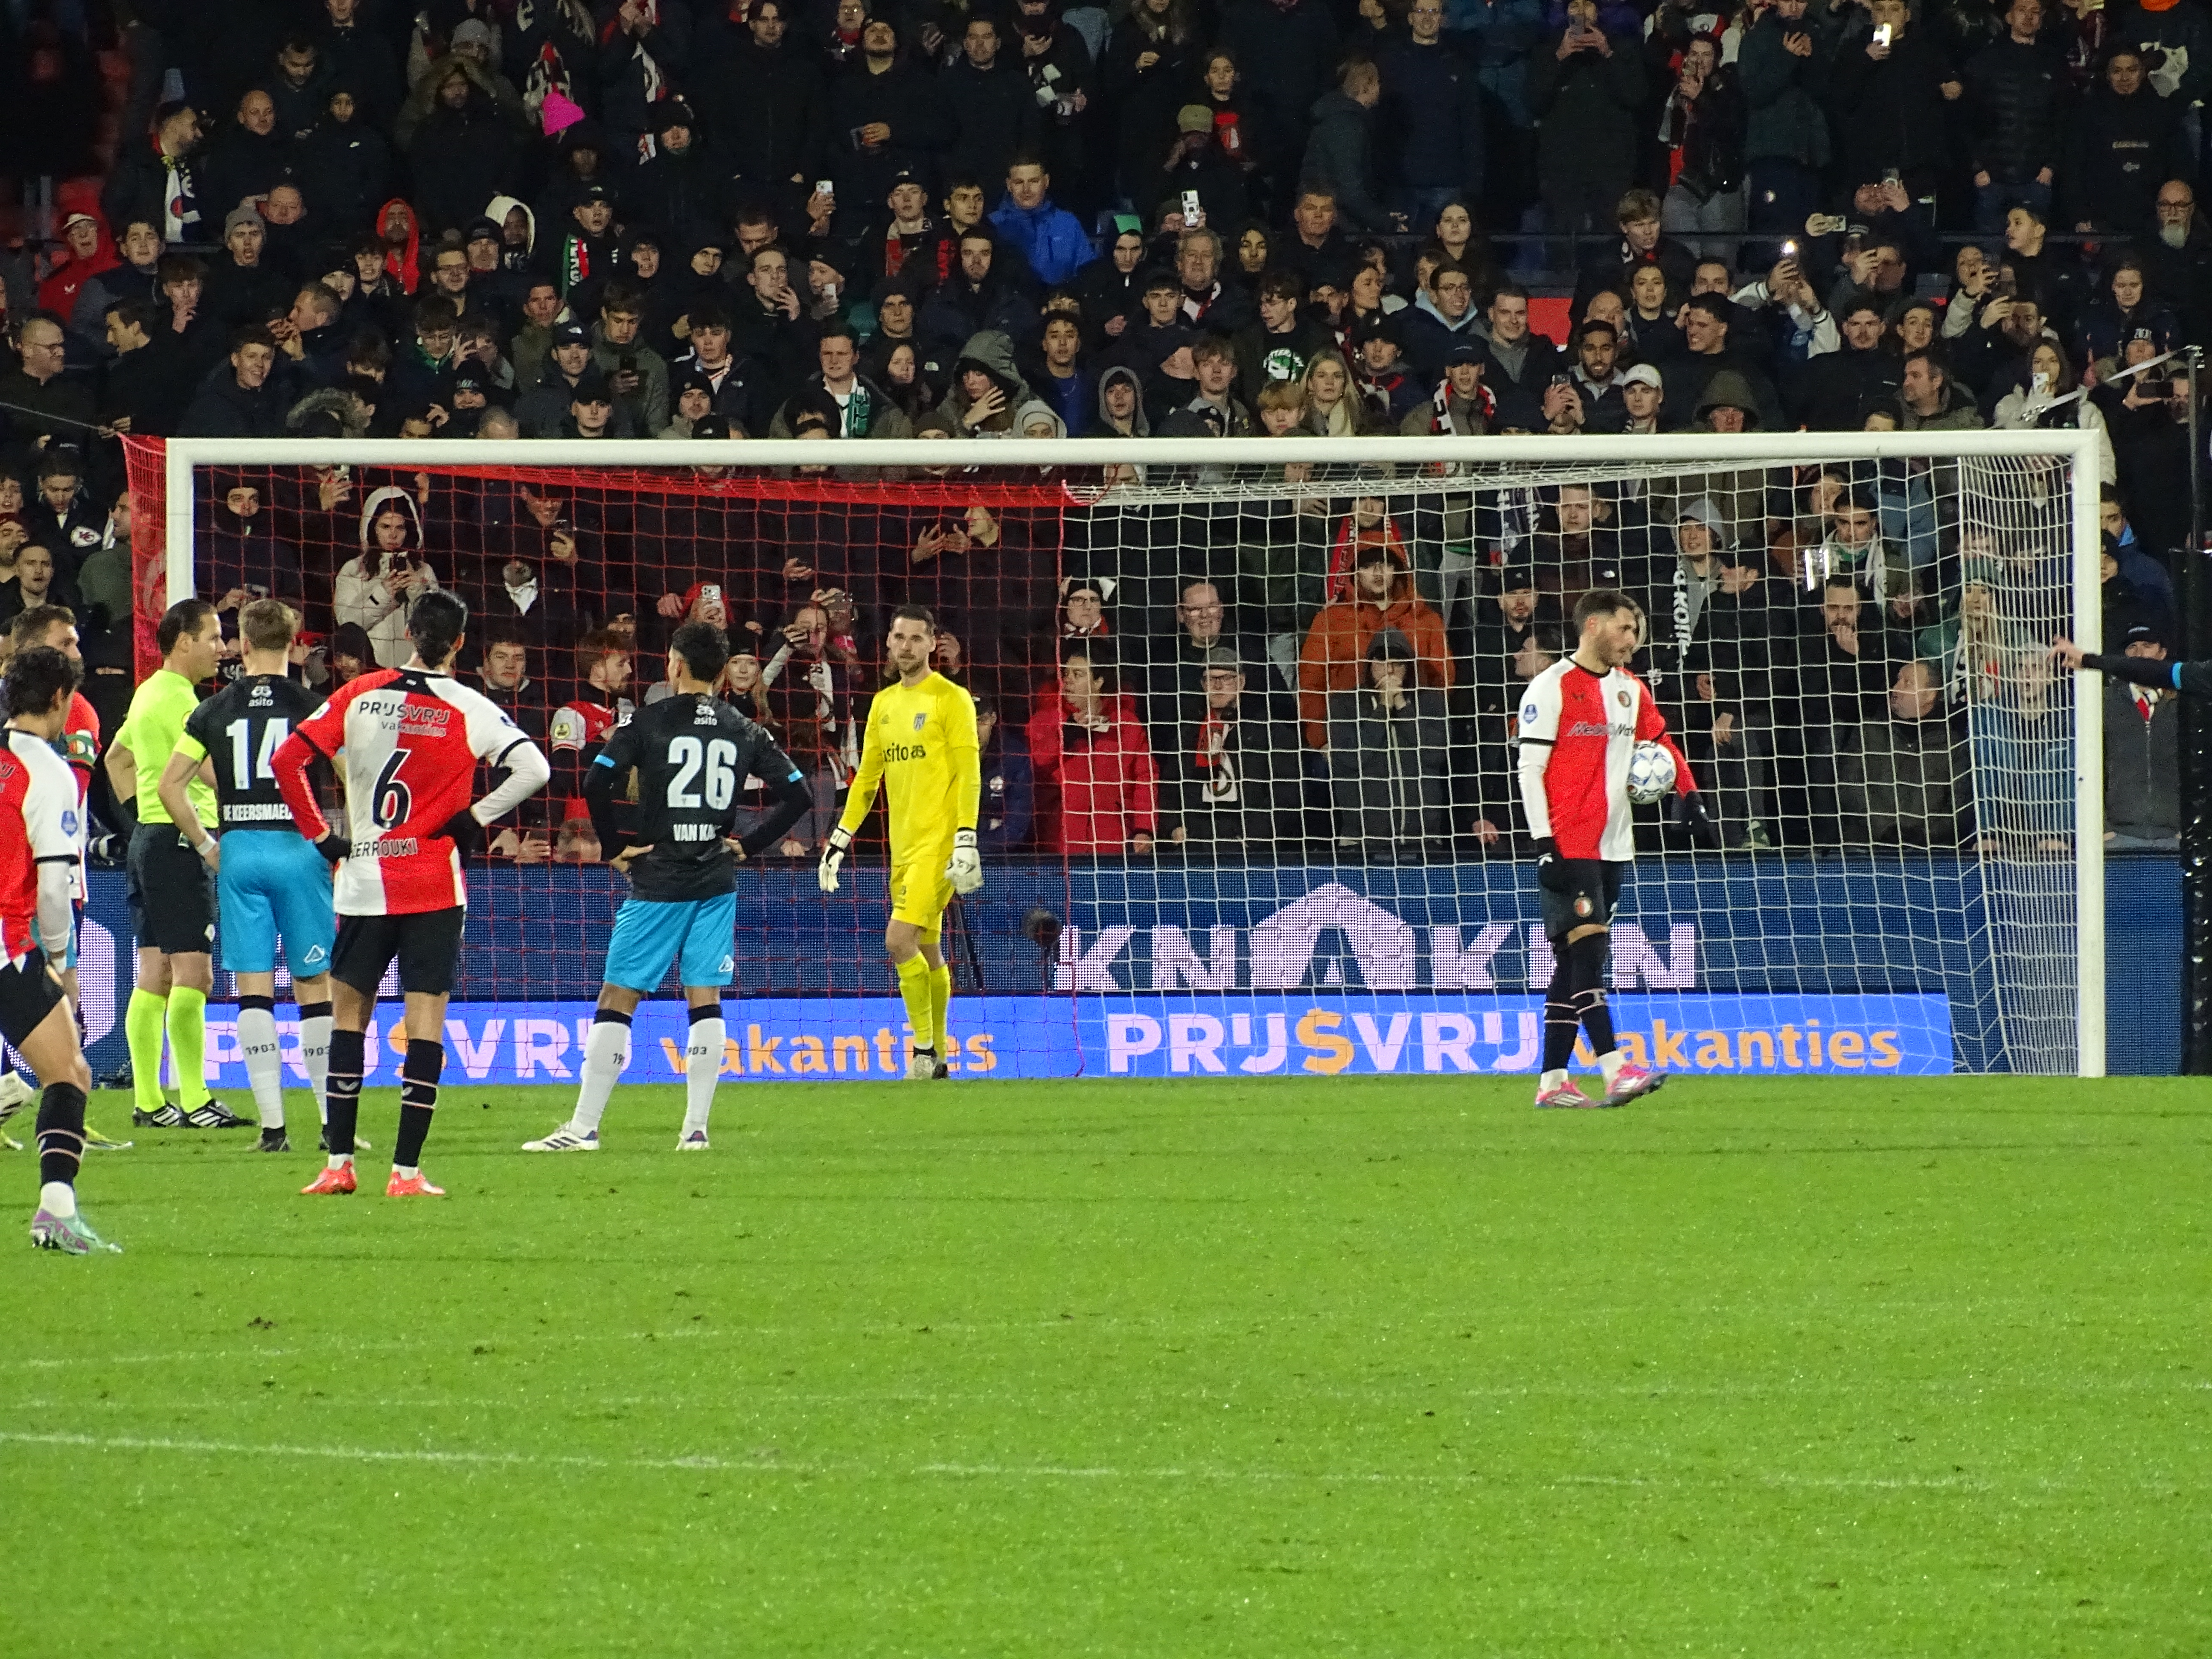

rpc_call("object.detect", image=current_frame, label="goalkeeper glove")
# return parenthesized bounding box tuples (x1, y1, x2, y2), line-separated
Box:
(1675, 791, 1723, 850)
(817, 824, 853, 894)
(1533, 837, 1573, 892)
(945, 828, 983, 895)
(314, 832, 348, 866)
(439, 808, 485, 859)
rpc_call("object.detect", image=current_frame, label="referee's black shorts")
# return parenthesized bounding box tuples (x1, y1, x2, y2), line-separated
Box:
(332, 907, 467, 998)
(0, 946, 69, 1050)
(1540, 859, 1627, 943)
(127, 823, 215, 955)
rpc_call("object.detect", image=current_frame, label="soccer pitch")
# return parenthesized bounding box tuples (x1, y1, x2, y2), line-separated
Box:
(4, 1075, 2207, 1656)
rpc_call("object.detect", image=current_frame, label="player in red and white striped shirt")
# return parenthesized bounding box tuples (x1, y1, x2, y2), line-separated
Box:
(0, 648, 114, 1253)
(272, 592, 549, 1197)
(1517, 588, 1715, 1109)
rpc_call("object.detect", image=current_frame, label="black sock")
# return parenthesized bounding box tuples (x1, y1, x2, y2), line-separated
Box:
(395, 1039, 442, 1167)
(326, 1027, 365, 1155)
(1572, 933, 1616, 1057)
(1540, 946, 1578, 1073)
(36, 1082, 87, 1189)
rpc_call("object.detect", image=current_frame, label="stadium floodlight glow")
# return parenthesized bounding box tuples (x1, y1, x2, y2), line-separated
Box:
(136, 427, 2107, 1080)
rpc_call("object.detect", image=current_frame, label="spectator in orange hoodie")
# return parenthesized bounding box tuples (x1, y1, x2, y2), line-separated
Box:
(1297, 538, 1450, 748)
(1026, 641, 1160, 856)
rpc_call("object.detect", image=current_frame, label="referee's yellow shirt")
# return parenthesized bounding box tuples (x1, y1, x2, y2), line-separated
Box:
(116, 668, 214, 825)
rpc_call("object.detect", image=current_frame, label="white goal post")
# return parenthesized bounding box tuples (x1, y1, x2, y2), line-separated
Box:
(149, 428, 2106, 1078)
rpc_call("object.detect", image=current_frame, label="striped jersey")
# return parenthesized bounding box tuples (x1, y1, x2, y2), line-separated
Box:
(1516, 659, 1689, 862)
(0, 728, 81, 960)
(274, 667, 548, 916)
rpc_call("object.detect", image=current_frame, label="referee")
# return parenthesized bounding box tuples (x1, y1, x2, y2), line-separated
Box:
(103, 598, 244, 1130)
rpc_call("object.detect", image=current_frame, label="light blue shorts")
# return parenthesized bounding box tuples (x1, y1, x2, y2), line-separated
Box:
(218, 832, 337, 977)
(603, 893, 737, 992)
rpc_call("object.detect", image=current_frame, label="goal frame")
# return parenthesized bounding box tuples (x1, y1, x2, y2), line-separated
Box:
(151, 428, 2109, 1077)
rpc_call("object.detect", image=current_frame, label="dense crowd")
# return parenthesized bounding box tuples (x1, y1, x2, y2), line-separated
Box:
(0, 0, 2196, 863)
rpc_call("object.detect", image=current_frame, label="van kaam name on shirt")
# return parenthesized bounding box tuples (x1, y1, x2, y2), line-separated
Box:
(1051, 883, 1696, 994)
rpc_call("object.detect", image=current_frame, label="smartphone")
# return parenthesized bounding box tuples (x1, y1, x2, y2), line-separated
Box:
(1883, 167, 1901, 187)
(815, 179, 834, 197)
(1873, 22, 1892, 45)
(1182, 189, 1202, 221)
(2032, 371, 2051, 393)
(1781, 239, 1798, 257)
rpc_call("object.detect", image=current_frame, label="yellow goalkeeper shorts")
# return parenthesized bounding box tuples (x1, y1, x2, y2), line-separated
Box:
(889, 847, 954, 934)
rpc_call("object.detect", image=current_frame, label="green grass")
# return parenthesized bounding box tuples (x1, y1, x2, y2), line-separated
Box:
(4, 1075, 2209, 1657)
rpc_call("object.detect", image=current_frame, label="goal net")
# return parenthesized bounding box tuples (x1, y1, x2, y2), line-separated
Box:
(121, 430, 2104, 1087)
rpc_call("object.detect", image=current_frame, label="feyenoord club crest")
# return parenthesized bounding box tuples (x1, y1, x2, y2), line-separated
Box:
(1616, 690, 1630, 707)
(1574, 895, 1594, 917)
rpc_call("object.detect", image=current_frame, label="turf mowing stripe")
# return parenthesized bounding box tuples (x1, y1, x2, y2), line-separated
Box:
(0, 1431, 1997, 1491)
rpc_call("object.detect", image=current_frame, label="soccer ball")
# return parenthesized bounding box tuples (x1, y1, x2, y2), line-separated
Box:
(1625, 741, 1676, 806)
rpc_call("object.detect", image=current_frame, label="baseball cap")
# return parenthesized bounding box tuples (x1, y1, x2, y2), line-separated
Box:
(578, 180, 615, 204)
(465, 217, 501, 244)
(1176, 105, 1213, 134)
(1621, 363, 1664, 390)
(1441, 340, 1485, 370)
(1201, 646, 1242, 668)
(551, 318, 591, 346)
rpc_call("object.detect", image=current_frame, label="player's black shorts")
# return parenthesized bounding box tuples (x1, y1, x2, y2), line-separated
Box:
(127, 824, 215, 955)
(332, 907, 467, 998)
(0, 947, 69, 1050)
(1540, 859, 1627, 942)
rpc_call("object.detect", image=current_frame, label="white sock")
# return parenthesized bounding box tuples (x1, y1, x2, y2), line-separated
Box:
(300, 1013, 333, 1125)
(1597, 1050, 1625, 1087)
(572, 1017, 631, 1134)
(683, 1015, 725, 1136)
(239, 1005, 285, 1129)
(1540, 1068, 1568, 1092)
(39, 1180, 76, 1218)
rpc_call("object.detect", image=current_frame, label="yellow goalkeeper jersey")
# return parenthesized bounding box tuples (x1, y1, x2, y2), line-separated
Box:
(839, 671, 980, 857)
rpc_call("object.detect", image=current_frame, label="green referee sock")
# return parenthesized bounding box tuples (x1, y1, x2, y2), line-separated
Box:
(125, 990, 168, 1109)
(896, 954, 935, 1053)
(166, 987, 210, 1111)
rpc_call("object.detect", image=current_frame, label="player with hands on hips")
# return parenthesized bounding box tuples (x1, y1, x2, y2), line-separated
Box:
(1519, 589, 1704, 1109)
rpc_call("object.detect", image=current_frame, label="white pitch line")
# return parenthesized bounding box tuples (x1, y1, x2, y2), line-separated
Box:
(0, 1431, 1997, 1492)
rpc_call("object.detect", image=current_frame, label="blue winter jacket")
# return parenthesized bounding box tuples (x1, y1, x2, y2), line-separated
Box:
(989, 195, 1098, 288)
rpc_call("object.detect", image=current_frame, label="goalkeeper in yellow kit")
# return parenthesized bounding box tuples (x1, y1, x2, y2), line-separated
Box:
(818, 605, 982, 1080)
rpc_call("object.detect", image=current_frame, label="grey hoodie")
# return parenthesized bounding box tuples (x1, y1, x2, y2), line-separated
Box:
(1095, 365, 1151, 437)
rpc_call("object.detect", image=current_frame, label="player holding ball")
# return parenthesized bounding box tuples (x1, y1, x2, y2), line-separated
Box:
(1517, 589, 1717, 1109)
